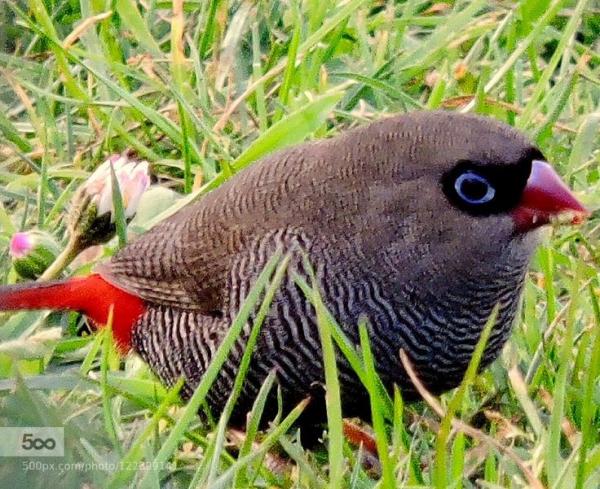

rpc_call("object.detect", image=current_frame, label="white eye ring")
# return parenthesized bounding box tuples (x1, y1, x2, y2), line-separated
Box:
(454, 171, 496, 205)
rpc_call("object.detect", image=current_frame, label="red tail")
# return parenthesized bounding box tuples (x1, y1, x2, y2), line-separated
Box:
(0, 274, 146, 350)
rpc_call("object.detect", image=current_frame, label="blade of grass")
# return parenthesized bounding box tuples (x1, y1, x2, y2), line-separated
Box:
(232, 90, 342, 170)
(575, 281, 600, 489)
(434, 305, 499, 488)
(358, 320, 395, 489)
(114, 0, 161, 55)
(293, 273, 394, 417)
(144, 250, 283, 476)
(232, 371, 278, 488)
(461, 0, 570, 113)
(547, 261, 583, 485)
(273, 2, 301, 123)
(519, 0, 590, 128)
(100, 310, 123, 458)
(311, 266, 345, 489)
(203, 255, 291, 487)
(109, 161, 127, 248)
(209, 397, 310, 489)
(105, 378, 184, 489)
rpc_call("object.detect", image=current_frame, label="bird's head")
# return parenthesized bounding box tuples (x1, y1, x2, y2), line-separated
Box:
(435, 124, 587, 237)
(354, 111, 588, 285)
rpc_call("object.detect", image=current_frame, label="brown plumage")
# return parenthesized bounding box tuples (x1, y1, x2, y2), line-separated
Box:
(0, 111, 587, 424)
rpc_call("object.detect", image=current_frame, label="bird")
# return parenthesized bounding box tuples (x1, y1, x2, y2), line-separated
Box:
(0, 111, 587, 424)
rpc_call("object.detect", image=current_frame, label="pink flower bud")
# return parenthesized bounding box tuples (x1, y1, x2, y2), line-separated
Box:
(67, 154, 152, 248)
(9, 232, 33, 259)
(9, 230, 60, 279)
(82, 154, 151, 221)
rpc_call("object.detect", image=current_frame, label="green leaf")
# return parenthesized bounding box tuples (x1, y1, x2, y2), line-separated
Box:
(233, 91, 343, 171)
(109, 161, 127, 248)
(114, 0, 161, 55)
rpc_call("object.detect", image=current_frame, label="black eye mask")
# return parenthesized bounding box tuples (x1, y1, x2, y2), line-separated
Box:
(441, 148, 543, 216)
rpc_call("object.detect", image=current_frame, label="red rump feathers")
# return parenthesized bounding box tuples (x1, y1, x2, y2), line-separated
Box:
(0, 274, 146, 350)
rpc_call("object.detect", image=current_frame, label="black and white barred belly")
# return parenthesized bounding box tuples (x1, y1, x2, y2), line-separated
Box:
(131, 232, 529, 421)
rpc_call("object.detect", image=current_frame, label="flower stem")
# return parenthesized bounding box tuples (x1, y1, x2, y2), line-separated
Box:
(38, 235, 82, 281)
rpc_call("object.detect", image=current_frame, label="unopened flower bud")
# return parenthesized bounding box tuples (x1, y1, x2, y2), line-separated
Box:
(9, 230, 61, 280)
(68, 154, 151, 248)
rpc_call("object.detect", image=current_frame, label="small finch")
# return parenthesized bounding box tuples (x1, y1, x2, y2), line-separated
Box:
(0, 111, 588, 425)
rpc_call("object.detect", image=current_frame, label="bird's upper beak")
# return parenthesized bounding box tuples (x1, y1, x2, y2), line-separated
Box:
(512, 160, 589, 233)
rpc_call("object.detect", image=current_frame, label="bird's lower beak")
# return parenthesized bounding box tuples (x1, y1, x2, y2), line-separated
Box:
(512, 160, 589, 233)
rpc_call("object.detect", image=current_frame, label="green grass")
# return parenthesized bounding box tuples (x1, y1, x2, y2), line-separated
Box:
(0, 0, 599, 487)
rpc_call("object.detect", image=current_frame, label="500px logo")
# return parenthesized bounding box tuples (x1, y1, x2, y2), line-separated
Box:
(21, 433, 58, 451)
(0, 427, 64, 457)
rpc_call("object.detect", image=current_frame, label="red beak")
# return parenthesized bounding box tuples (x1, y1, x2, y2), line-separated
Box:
(512, 160, 588, 233)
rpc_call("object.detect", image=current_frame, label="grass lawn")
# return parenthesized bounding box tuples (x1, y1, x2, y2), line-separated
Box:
(0, 0, 599, 487)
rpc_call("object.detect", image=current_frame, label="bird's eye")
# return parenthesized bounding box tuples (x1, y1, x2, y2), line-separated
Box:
(454, 171, 496, 205)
